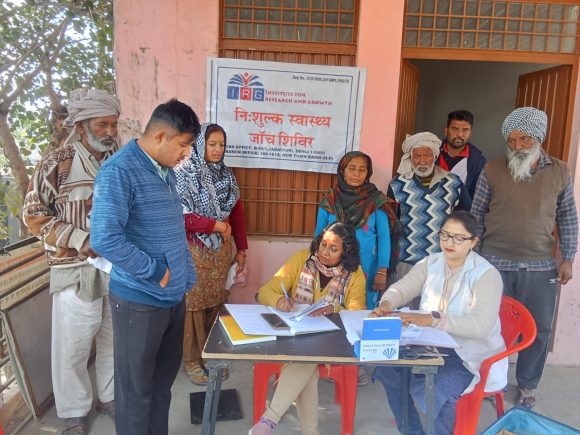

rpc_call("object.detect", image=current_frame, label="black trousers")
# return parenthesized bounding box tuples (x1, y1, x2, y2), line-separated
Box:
(109, 292, 185, 435)
(500, 269, 558, 390)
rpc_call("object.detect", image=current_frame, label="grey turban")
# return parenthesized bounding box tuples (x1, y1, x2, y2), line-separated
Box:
(396, 131, 442, 178)
(501, 107, 547, 143)
(62, 88, 121, 146)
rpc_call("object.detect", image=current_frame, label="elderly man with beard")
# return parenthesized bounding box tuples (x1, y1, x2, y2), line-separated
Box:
(23, 89, 120, 435)
(471, 107, 578, 409)
(388, 132, 471, 281)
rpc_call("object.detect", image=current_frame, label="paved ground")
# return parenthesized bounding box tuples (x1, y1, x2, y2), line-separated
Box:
(17, 361, 580, 435)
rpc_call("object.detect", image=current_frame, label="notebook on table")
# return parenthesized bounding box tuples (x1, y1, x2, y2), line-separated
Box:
(225, 303, 340, 337)
(218, 315, 276, 346)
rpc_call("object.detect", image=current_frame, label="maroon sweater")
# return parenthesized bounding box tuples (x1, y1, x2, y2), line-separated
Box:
(184, 200, 248, 250)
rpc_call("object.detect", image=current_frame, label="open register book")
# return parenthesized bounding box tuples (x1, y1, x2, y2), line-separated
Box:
(225, 303, 340, 337)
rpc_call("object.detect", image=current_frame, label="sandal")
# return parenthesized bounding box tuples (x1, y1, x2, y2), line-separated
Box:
(185, 362, 208, 386)
(357, 366, 369, 386)
(61, 417, 87, 435)
(515, 387, 536, 409)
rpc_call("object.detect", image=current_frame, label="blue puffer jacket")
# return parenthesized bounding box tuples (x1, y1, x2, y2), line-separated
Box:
(91, 139, 196, 307)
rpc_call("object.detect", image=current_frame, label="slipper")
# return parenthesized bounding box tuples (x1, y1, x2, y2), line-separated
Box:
(185, 362, 209, 386)
(515, 387, 536, 409)
(61, 417, 87, 435)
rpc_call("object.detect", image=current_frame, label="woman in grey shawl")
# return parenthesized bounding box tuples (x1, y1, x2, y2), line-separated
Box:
(175, 123, 249, 385)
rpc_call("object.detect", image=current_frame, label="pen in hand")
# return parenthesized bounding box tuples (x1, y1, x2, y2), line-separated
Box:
(280, 282, 294, 311)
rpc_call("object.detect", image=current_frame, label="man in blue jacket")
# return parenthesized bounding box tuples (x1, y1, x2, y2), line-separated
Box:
(91, 99, 200, 435)
(437, 109, 486, 200)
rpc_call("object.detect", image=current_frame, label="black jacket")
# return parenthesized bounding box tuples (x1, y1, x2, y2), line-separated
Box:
(438, 141, 486, 200)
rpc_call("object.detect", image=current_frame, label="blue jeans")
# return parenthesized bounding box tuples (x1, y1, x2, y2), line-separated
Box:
(372, 350, 473, 435)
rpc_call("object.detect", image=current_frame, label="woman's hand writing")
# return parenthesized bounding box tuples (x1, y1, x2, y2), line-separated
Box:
(276, 296, 294, 312)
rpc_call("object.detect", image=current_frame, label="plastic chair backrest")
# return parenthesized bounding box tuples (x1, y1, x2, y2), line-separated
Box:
(499, 296, 537, 353)
(453, 296, 537, 435)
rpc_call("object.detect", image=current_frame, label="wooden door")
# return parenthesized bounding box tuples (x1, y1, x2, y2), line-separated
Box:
(517, 64, 575, 351)
(393, 60, 420, 176)
(516, 65, 573, 161)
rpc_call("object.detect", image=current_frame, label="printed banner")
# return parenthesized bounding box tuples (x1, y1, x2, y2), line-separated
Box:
(207, 58, 366, 173)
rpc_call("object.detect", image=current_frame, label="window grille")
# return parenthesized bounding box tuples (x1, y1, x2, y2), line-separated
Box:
(223, 0, 357, 44)
(404, 0, 580, 53)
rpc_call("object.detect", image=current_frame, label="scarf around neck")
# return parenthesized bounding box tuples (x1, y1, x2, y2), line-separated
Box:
(294, 254, 351, 305)
(320, 151, 398, 230)
(175, 123, 240, 249)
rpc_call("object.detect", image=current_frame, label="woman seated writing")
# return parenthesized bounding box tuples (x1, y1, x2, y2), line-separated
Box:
(371, 211, 508, 435)
(250, 222, 366, 435)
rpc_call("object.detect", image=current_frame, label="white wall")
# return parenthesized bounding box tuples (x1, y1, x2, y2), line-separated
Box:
(413, 60, 554, 161)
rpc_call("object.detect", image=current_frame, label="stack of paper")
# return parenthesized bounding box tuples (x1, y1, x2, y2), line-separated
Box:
(219, 315, 276, 346)
(225, 304, 339, 337)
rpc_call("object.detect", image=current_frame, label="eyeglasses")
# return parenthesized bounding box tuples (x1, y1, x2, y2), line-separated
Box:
(438, 230, 475, 245)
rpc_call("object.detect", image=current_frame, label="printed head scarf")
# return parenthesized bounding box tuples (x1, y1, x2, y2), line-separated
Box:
(62, 88, 121, 146)
(396, 132, 441, 178)
(501, 107, 548, 143)
(319, 151, 398, 230)
(175, 123, 240, 250)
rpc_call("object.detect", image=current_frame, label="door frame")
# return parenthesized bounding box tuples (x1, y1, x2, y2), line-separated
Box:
(401, 48, 579, 162)
(398, 50, 579, 351)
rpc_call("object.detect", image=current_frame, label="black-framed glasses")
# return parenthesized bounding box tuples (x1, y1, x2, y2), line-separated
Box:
(438, 230, 475, 245)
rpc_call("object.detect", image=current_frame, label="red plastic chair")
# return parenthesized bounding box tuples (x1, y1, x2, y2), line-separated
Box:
(253, 362, 358, 435)
(453, 296, 537, 435)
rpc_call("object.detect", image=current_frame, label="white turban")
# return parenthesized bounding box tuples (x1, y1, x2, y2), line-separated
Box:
(63, 88, 121, 146)
(396, 132, 441, 178)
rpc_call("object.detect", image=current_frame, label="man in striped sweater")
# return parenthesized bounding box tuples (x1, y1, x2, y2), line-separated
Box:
(90, 99, 200, 435)
(388, 132, 471, 281)
(23, 89, 121, 435)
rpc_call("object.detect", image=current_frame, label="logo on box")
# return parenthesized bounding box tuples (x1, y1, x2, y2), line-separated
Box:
(354, 317, 402, 362)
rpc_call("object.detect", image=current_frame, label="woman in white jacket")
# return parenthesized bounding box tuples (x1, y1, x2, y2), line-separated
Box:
(371, 210, 507, 435)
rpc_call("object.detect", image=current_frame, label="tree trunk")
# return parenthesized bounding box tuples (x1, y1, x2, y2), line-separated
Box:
(0, 112, 31, 238)
(0, 113, 30, 204)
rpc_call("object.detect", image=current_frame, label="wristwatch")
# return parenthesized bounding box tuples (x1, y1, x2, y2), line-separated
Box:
(431, 311, 441, 327)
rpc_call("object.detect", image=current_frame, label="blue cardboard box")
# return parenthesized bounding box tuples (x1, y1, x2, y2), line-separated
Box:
(354, 317, 402, 361)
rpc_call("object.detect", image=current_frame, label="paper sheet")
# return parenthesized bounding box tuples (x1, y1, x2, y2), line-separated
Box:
(87, 257, 112, 274)
(287, 299, 329, 321)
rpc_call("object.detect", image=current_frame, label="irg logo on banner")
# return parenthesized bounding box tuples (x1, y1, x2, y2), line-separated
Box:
(227, 72, 265, 102)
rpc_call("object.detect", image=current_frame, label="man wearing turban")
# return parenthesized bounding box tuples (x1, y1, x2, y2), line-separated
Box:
(471, 107, 578, 409)
(23, 89, 121, 435)
(388, 132, 471, 280)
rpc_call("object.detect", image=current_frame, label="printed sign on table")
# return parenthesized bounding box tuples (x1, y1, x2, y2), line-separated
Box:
(207, 58, 366, 174)
(354, 317, 402, 362)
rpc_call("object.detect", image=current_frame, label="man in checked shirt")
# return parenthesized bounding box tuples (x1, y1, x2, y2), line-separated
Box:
(471, 106, 578, 410)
